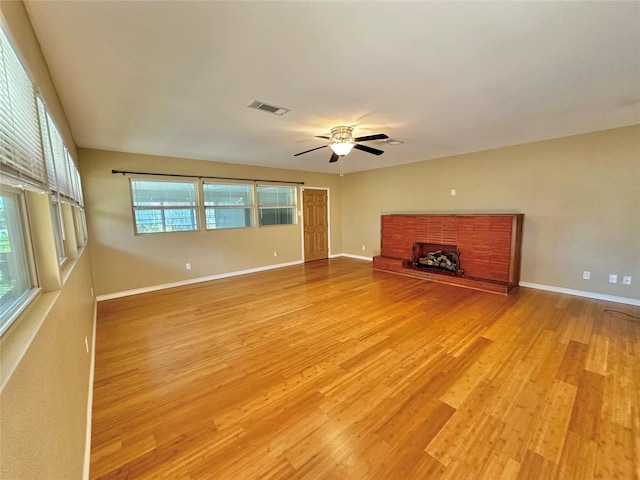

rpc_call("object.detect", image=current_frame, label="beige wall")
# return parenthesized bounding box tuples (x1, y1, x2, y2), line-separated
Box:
(342, 125, 640, 300)
(1, 251, 95, 479)
(79, 148, 342, 296)
(0, 2, 95, 479)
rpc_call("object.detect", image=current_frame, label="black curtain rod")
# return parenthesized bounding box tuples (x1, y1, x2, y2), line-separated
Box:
(111, 169, 304, 185)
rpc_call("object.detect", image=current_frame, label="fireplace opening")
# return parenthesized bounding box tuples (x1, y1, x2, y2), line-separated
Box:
(412, 242, 463, 276)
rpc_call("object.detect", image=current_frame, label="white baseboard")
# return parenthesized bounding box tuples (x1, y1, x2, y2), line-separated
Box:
(96, 261, 304, 301)
(519, 282, 640, 306)
(340, 253, 373, 261)
(83, 300, 97, 480)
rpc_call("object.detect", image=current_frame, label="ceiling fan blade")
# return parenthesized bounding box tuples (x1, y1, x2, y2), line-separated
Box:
(353, 133, 389, 142)
(315, 135, 331, 140)
(294, 145, 328, 156)
(329, 152, 339, 163)
(354, 144, 384, 156)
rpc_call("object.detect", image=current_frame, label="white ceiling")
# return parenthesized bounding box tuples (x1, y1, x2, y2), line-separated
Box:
(23, 1, 640, 174)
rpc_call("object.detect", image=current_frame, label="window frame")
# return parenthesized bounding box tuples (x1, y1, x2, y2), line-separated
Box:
(130, 178, 200, 235)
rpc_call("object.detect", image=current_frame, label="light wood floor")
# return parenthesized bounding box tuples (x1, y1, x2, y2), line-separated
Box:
(90, 258, 640, 479)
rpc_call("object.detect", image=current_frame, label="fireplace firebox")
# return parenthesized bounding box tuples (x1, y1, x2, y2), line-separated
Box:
(412, 243, 463, 276)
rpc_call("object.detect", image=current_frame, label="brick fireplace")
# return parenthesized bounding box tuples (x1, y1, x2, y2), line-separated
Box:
(373, 214, 524, 294)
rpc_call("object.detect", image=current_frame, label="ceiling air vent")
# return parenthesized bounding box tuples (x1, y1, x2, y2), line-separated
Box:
(246, 100, 290, 116)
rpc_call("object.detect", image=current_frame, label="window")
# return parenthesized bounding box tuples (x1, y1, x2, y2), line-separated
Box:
(203, 183, 254, 229)
(50, 199, 66, 263)
(257, 185, 297, 226)
(1, 25, 43, 333)
(0, 189, 36, 335)
(79, 208, 88, 243)
(72, 206, 87, 247)
(131, 179, 198, 234)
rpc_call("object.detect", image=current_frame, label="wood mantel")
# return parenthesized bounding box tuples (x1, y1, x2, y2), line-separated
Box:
(373, 213, 524, 294)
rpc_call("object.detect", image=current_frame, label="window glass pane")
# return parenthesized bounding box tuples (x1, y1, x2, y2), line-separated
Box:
(205, 207, 253, 229)
(134, 209, 198, 234)
(203, 183, 253, 206)
(164, 208, 198, 231)
(79, 208, 88, 242)
(0, 191, 34, 332)
(259, 207, 295, 226)
(71, 205, 85, 247)
(134, 209, 163, 234)
(132, 180, 197, 207)
(50, 200, 65, 262)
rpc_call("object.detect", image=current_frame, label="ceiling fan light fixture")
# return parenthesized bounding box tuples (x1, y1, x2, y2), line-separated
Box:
(330, 142, 355, 156)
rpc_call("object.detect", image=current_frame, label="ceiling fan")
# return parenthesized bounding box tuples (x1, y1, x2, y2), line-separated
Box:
(294, 126, 389, 163)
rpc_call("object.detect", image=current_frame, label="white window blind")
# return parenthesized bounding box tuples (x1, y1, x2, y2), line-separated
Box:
(0, 27, 45, 186)
(131, 180, 199, 234)
(74, 166, 84, 205)
(46, 114, 71, 198)
(203, 183, 254, 229)
(67, 151, 83, 205)
(37, 96, 84, 206)
(37, 96, 58, 192)
(257, 185, 297, 226)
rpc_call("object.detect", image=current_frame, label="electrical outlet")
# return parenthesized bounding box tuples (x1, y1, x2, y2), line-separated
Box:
(273, 251, 278, 257)
(185, 263, 191, 271)
(450, 189, 456, 196)
(623, 276, 632, 285)
(608, 274, 617, 284)
(582, 271, 590, 280)
(362, 245, 366, 251)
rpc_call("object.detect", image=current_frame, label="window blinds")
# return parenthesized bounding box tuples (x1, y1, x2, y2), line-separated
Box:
(1, 25, 84, 205)
(37, 96, 58, 191)
(38, 96, 84, 205)
(46, 113, 71, 198)
(0, 27, 46, 187)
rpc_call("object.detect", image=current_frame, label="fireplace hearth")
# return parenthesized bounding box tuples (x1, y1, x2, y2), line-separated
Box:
(412, 242, 463, 276)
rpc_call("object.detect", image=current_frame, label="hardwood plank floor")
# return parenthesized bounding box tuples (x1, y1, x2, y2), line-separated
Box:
(90, 258, 640, 479)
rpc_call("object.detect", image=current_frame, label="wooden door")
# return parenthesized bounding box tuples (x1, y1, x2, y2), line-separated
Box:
(303, 189, 328, 262)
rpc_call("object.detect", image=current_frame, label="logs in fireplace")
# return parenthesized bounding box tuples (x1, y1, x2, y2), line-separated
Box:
(412, 243, 463, 275)
(416, 250, 461, 274)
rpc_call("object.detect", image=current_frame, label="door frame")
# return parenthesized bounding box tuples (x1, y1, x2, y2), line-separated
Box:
(300, 186, 331, 261)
